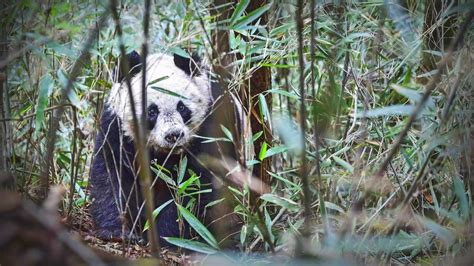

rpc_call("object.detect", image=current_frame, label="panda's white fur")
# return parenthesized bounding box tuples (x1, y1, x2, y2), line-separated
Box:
(107, 53, 212, 152)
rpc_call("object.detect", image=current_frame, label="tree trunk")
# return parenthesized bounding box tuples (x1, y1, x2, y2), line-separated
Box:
(0, 1, 13, 189)
(241, 0, 272, 188)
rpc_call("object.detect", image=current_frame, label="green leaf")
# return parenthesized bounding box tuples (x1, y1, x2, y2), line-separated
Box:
(360, 105, 417, 118)
(264, 207, 274, 242)
(229, 0, 250, 26)
(251, 131, 263, 143)
(35, 74, 54, 133)
(259, 142, 268, 161)
(177, 156, 188, 185)
(147, 76, 170, 86)
(178, 174, 200, 194)
(246, 159, 261, 167)
(176, 204, 219, 249)
(143, 199, 173, 232)
(205, 198, 225, 209)
(260, 193, 298, 212)
(151, 166, 176, 186)
(198, 136, 233, 143)
(392, 84, 435, 111)
(264, 145, 287, 159)
(232, 3, 272, 30)
(163, 237, 218, 254)
(260, 63, 296, 68)
(169, 47, 190, 58)
(67, 88, 81, 108)
(270, 22, 294, 36)
(268, 171, 299, 190)
(332, 156, 354, 173)
(150, 86, 188, 99)
(258, 93, 270, 123)
(184, 188, 212, 197)
(419, 216, 454, 245)
(453, 176, 469, 220)
(220, 125, 234, 142)
(240, 224, 248, 245)
(324, 201, 344, 214)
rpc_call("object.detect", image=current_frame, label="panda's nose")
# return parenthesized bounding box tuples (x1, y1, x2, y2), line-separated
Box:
(165, 131, 183, 143)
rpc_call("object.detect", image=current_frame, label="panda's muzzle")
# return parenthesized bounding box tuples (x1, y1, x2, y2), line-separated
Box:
(164, 130, 184, 144)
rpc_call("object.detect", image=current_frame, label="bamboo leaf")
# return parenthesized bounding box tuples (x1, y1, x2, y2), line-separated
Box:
(147, 75, 170, 86)
(232, 3, 271, 30)
(453, 176, 469, 220)
(176, 204, 219, 249)
(258, 93, 270, 123)
(163, 237, 218, 254)
(259, 142, 268, 161)
(151, 166, 176, 186)
(35, 74, 54, 133)
(177, 156, 188, 185)
(170, 47, 190, 58)
(150, 86, 188, 99)
(332, 156, 354, 173)
(264, 145, 288, 159)
(260, 193, 298, 212)
(143, 199, 173, 232)
(360, 105, 417, 118)
(220, 125, 234, 142)
(229, 0, 250, 26)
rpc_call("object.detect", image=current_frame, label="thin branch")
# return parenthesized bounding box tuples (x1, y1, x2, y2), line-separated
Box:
(296, 0, 312, 237)
(352, 9, 474, 210)
(140, 0, 161, 256)
(108, 0, 160, 255)
(310, 0, 326, 223)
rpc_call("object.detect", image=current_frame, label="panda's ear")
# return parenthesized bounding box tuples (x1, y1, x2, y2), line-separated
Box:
(173, 53, 201, 76)
(113, 50, 142, 83)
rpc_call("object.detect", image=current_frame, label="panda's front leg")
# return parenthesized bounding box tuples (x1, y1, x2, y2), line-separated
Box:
(89, 112, 142, 242)
(89, 151, 139, 242)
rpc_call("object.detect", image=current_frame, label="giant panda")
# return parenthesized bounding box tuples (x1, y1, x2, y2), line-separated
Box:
(89, 51, 234, 244)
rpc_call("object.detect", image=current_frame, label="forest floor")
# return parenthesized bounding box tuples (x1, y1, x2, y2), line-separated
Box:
(67, 202, 193, 264)
(0, 187, 196, 265)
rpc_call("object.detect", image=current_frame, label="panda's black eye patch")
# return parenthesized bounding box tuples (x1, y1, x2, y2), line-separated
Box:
(177, 101, 191, 124)
(147, 104, 159, 130)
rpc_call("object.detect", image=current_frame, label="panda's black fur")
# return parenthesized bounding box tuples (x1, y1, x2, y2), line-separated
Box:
(90, 51, 232, 244)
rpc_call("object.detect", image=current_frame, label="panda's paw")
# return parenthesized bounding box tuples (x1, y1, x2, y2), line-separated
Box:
(95, 228, 143, 244)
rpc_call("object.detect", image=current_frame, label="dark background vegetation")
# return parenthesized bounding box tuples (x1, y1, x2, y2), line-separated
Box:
(0, 0, 473, 264)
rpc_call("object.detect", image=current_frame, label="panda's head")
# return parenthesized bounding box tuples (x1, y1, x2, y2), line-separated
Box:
(107, 51, 212, 153)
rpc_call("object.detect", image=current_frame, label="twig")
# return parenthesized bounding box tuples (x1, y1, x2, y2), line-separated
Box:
(309, 0, 326, 225)
(108, 0, 160, 255)
(0, 103, 74, 122)
(296, 0, 312, 241)
(140, 0, 161, 256)
(352, 9, 474, 210)
(67, 107, 78, 219)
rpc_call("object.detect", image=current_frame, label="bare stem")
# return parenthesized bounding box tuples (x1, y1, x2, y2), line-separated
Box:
(296, 0, 312, 236)
(108, 0, 160, 255)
